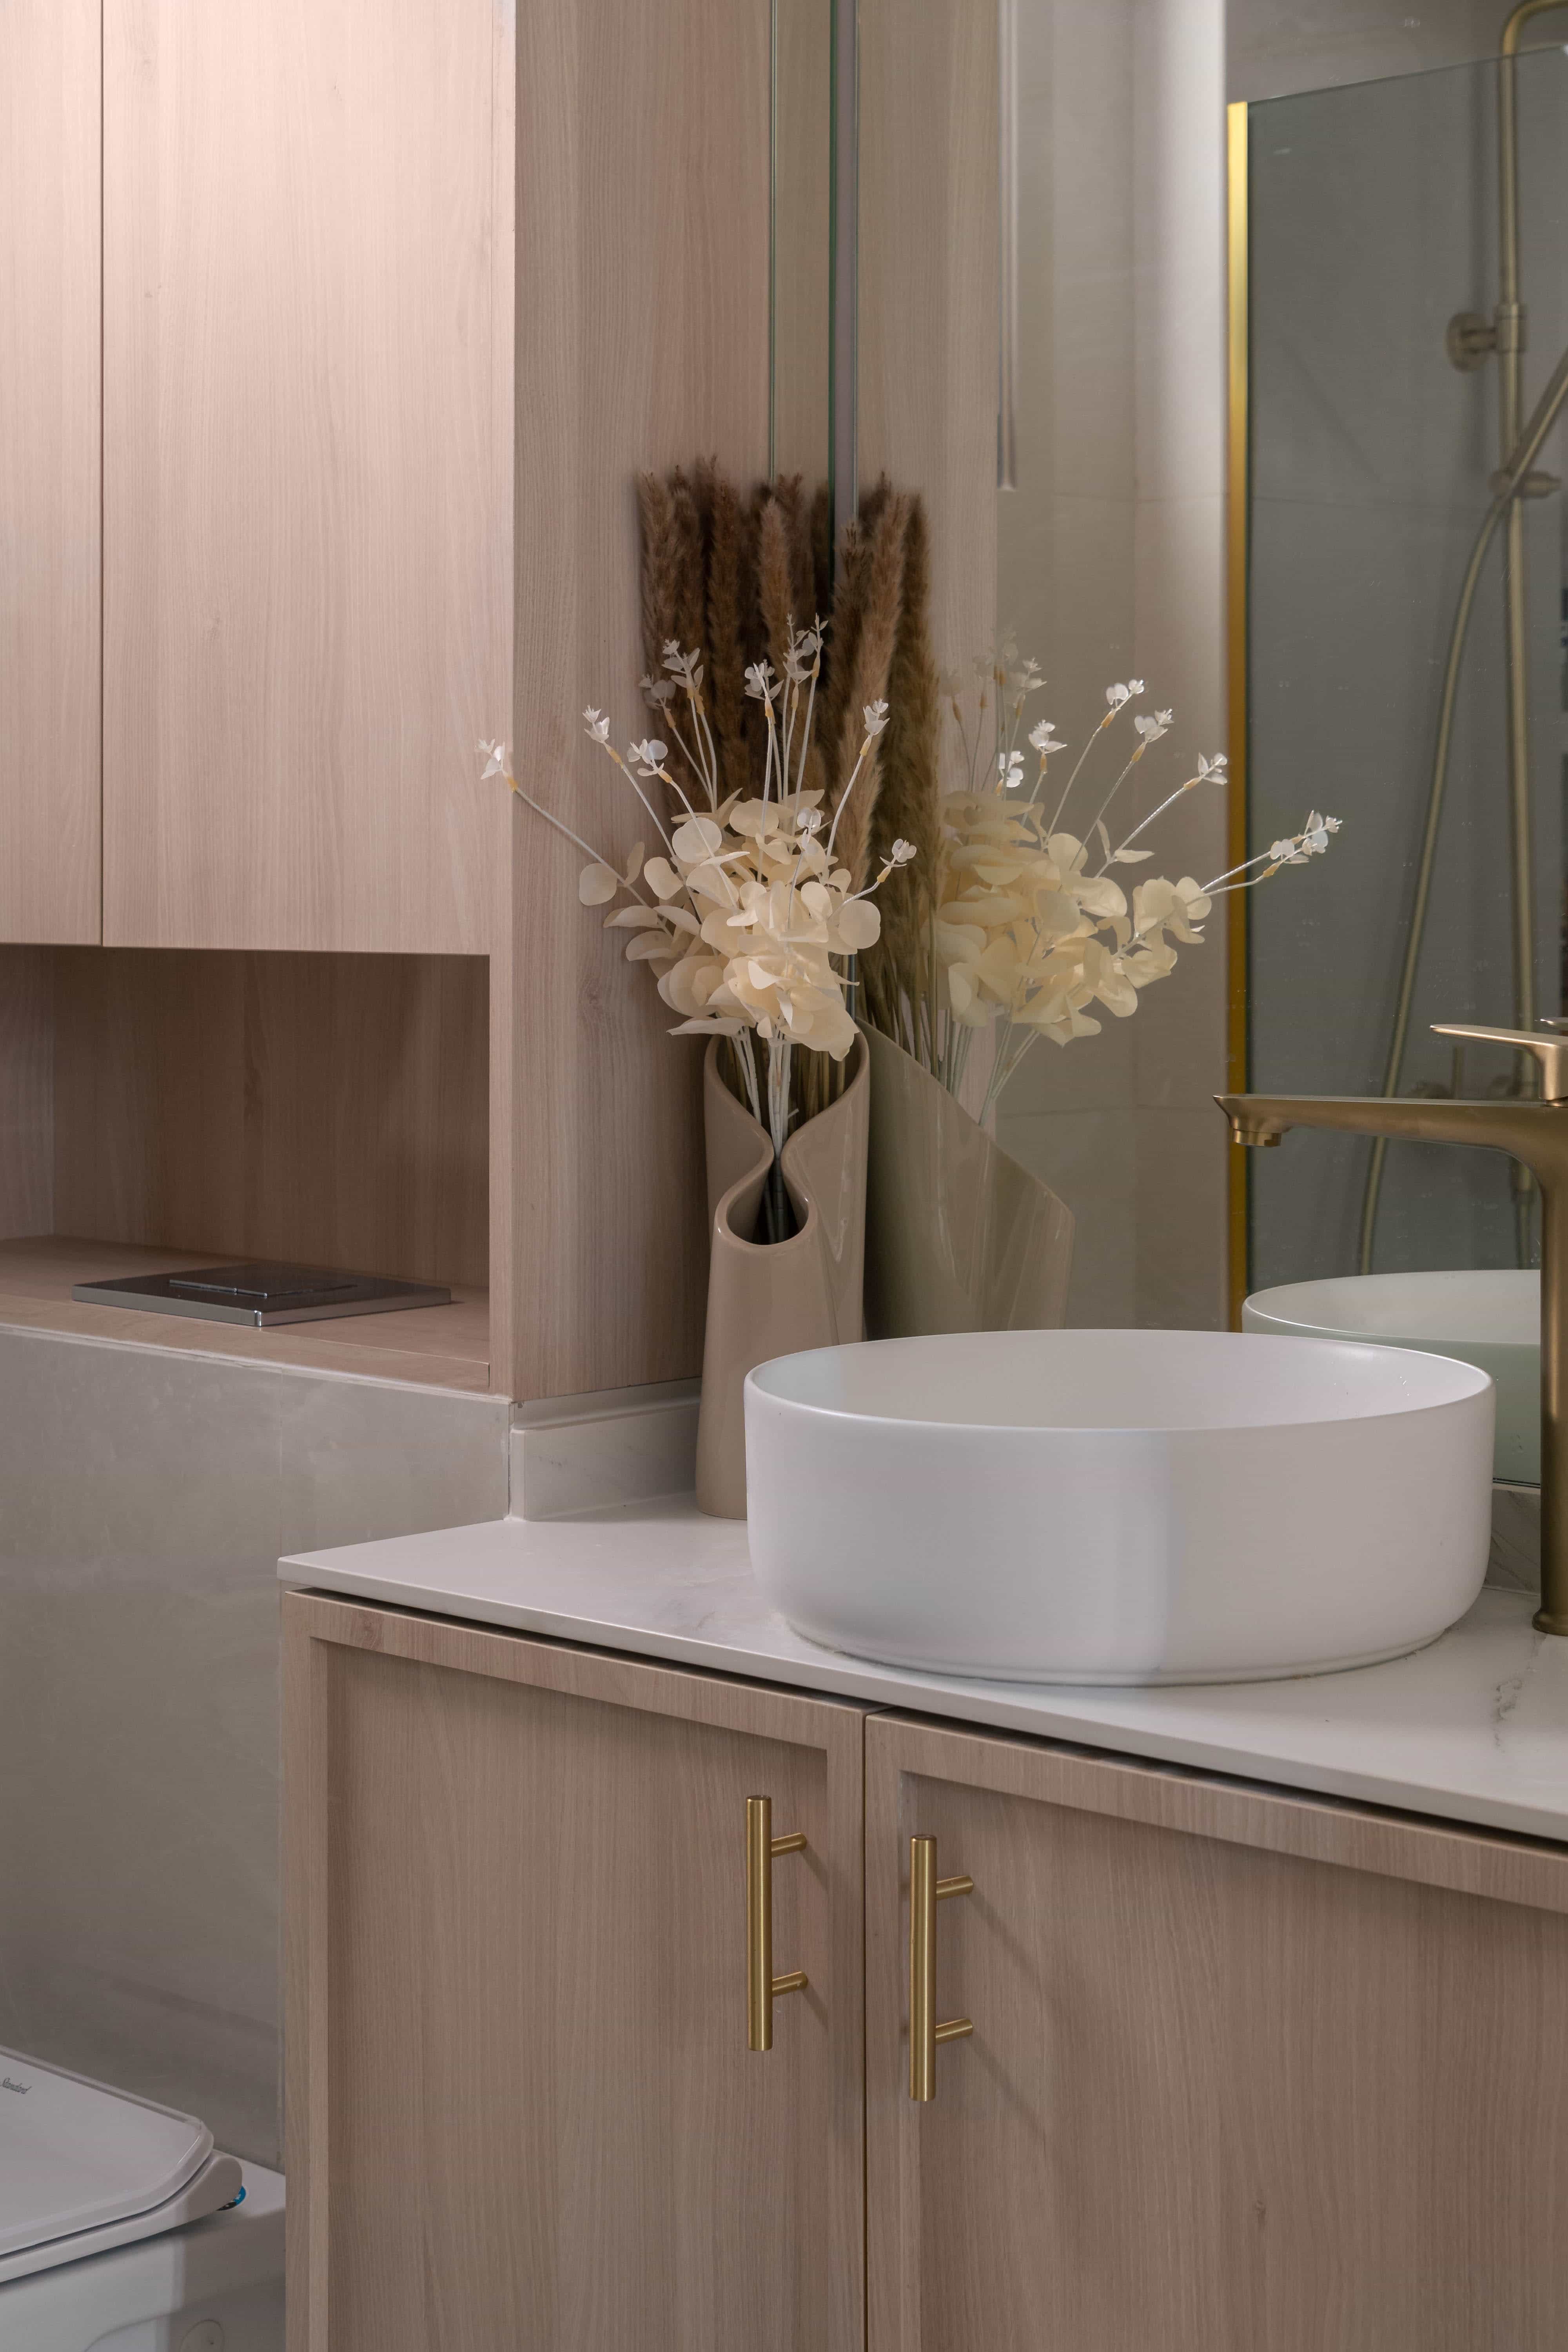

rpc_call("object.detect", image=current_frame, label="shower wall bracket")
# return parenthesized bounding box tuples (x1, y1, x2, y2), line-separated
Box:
(1446, 309, 1499, 370)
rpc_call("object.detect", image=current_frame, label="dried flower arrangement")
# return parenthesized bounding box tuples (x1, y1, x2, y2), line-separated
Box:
(861, 645, 1343, 1115)
(481, 630, 912, 1240)
(486, 459, 1340, 1262)
(481, 462, 942, 1241)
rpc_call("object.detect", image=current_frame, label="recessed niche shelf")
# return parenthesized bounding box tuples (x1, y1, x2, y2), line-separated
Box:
(0, 1236, 490, 1391)
(0, 945, 492, 1394)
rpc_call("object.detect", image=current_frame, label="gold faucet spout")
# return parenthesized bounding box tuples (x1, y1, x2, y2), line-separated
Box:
(1215, 1093, 1551, 1169)
(1218, 1042, 1568, 1640)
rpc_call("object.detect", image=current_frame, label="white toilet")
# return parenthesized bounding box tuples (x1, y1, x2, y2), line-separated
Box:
(0, 2048, 284, 2350)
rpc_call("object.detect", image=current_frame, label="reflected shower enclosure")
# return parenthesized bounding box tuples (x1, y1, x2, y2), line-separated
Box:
(1240, 34, 1568, 1293)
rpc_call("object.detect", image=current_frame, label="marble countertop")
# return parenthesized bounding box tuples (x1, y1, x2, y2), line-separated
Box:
(281, 1497, 1568, 1844)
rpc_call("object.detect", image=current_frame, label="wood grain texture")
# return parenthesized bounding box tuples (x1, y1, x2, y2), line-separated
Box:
(0, 0, 102, 943)
(51, 947, 488, 1290)
(857, 0, 998, 684)
(866, 1712, 1568, 2352)
(496, 0, 770, 1402)
(772, 0, 834, 484)
(0, 1236, 489, 1391)
(0, 949, 54, 1237)
(283, 1594, 865, 2352)
(102, 0, 514, 954)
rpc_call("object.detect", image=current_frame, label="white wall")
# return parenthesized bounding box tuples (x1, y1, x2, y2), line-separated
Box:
(0, 1328, 509, 2164)
(993, 0, 1229, 1329)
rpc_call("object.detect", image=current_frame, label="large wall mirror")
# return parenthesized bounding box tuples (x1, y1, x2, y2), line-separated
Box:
(771, 1, 1561, 1377)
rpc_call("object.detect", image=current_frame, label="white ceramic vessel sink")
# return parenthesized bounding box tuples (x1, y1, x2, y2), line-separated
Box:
(1243, 1269, 1537, 1483)
(744, 1329, 1494, 1686)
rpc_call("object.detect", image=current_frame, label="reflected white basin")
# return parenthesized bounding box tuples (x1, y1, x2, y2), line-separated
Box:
(1243, 1270, 1537, 1483)
(744, 1329, 1494, 1686)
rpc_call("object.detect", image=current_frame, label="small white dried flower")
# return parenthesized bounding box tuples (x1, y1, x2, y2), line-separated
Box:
(889, 838, 917, 866)
(782, 622, 822, 684)
(1196, 752, 1228, 782)
(998, 749, 1025, 789)
(863, 699, 890, 739)
(640, 673, 677, 708)
(797, 807, 824, 835)
(478, 739, 509, 779)
(1106, 680, 1145, 710)
(1134, 709, 1174, 745)
(1028, 720, 1067, 756)
(582, 710, 611, 745)
(745, 660, 780, 706)
(1301, 811, 1343, 854)
(662, 641, 704, 690)
(628, 737, 668, 775)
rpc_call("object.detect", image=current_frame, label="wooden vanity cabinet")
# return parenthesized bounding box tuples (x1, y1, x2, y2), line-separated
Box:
(866, 1711, 1568, 2352)
(282, 1592, 866, 2352)
(286, 1597, 1568, 2352)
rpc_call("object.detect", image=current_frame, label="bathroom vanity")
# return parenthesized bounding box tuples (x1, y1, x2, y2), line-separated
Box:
(281, 1506, 1568, 2351)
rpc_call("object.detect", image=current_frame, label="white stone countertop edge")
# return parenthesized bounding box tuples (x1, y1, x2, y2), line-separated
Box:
(280, 1497, 1568, 1846)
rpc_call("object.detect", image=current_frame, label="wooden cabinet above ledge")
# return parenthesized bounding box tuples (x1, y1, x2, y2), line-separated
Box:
(101, 0, 513, 959)
(2, 0, 772, 1405)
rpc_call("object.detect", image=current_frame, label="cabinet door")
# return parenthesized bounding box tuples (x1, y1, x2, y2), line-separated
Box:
(866, 1711, 1568, 2352)
(0, 0, 101, 943)
(102, 0, 511, 953)
(284, 1594, 864, 2352)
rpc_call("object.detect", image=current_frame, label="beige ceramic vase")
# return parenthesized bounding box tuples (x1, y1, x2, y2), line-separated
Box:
(862, 1025, 1073, 1338)
(695, 1033, 869, 1518)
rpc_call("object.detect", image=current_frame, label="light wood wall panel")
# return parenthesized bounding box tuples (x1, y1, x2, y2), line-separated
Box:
(773, 0, 835, 484)
(858, 0, 998, 684)
(102, 0, 514, 955)
(52, 949, 488, 1289)
(0, 0, 102, 944)
(497, 0, 771, 1400)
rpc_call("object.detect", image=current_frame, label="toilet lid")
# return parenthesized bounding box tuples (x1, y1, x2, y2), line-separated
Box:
(0, 2049, 212, 2258)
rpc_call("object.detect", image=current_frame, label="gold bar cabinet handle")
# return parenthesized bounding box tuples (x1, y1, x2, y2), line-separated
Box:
(909, 1834, 974, 2102)
(746, 1795, 809, 2052)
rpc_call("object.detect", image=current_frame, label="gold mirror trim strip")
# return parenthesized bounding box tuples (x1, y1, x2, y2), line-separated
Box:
(1225, 100, 1251, 1327)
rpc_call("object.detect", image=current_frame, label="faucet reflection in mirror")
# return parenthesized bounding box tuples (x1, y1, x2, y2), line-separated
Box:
(1220, 1022, 1568, 1638)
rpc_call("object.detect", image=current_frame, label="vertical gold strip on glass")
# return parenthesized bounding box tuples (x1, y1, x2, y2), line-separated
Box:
(1225, 100, 1250, 1328)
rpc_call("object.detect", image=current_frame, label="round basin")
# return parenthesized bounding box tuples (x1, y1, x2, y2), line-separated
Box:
(743, 1328, 1494, 1685)
(1243, 1270, 1537, 1483)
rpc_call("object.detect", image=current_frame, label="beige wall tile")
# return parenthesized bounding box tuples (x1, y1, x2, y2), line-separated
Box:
(0, 1327, 508, 2163)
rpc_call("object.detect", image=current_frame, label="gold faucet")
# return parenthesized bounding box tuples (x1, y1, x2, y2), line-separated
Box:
(1218, 1023, 1568, 1635)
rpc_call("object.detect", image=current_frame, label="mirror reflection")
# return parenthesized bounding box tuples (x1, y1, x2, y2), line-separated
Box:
(1245, 42, 1568, 1291)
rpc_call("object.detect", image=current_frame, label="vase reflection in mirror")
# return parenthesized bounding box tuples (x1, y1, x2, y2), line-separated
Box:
(862, 1028, 1073, 1341)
